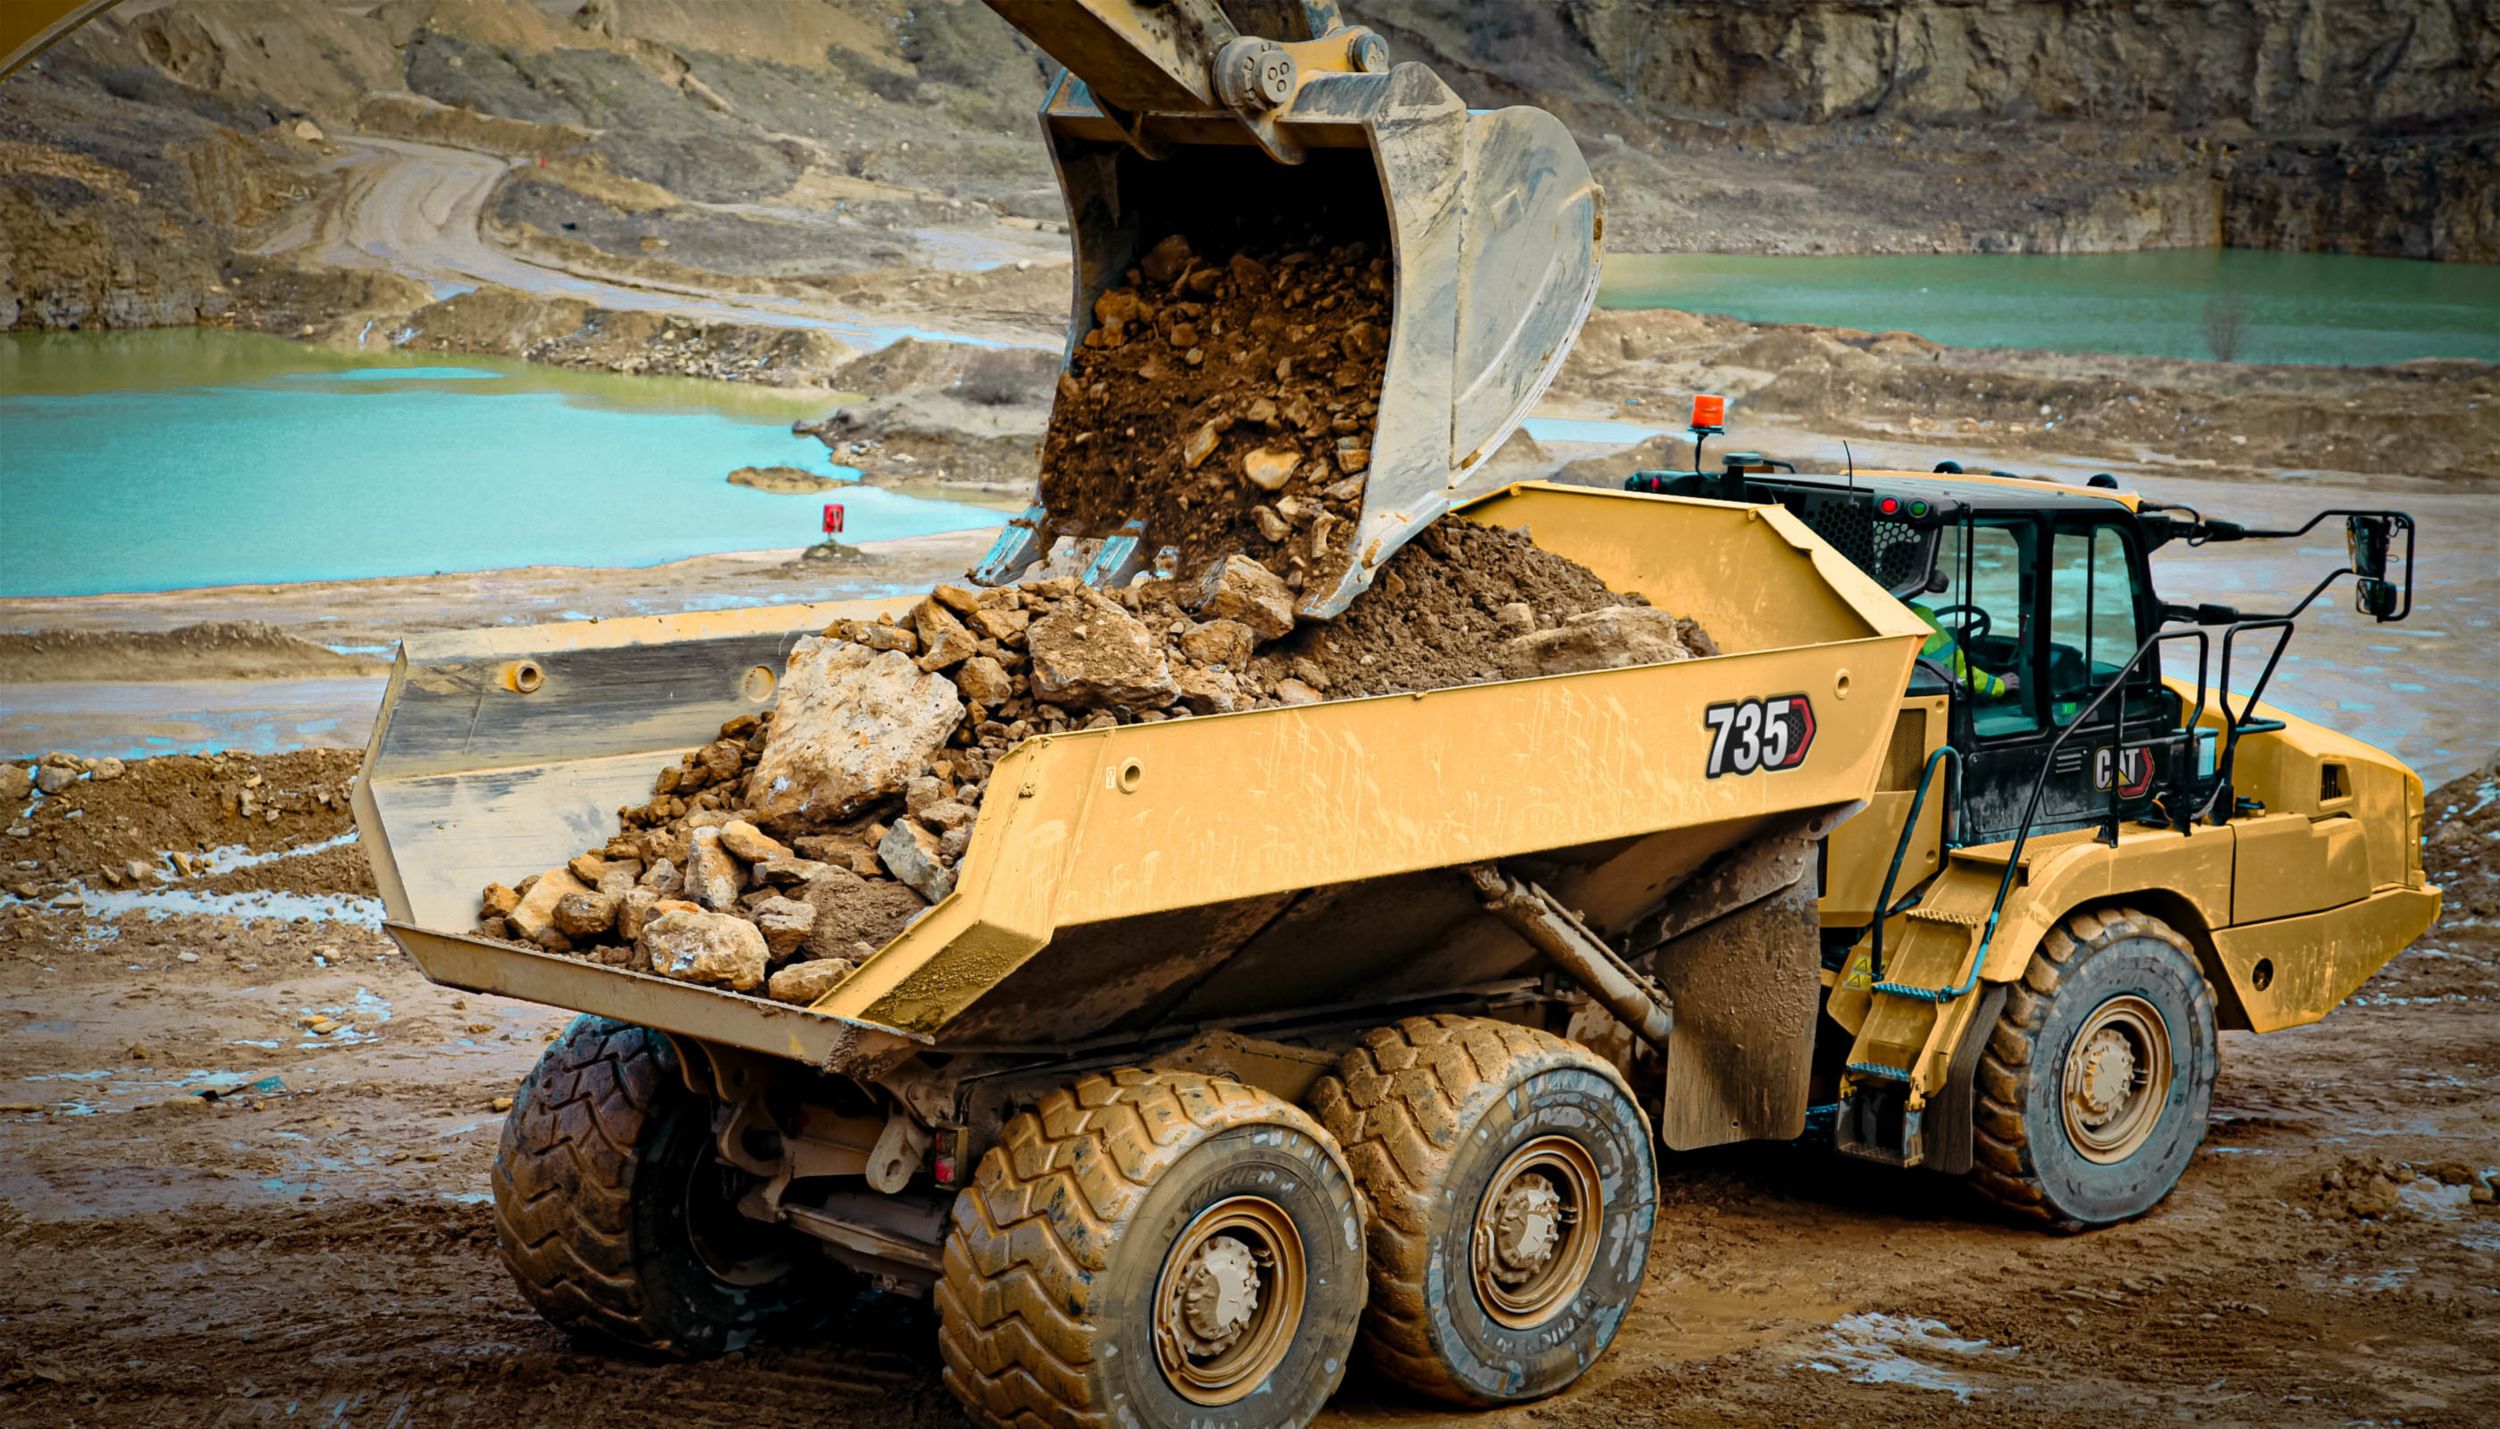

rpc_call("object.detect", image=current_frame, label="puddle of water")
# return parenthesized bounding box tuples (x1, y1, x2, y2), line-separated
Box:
(1798, 1311, 2016, 1403)
(294, 986, 393, 1047)
(6, 1066, 267, 1116)
(27, 887, 387, 930)
(1519, 415, 1666, 446)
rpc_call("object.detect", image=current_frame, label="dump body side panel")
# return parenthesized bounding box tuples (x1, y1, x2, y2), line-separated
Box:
(835, 489, 1924, 1041)
(371, 487, 1925, 1070)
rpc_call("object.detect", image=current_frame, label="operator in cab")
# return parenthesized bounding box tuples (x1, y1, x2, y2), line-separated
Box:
(1909, 599, 2020, 699)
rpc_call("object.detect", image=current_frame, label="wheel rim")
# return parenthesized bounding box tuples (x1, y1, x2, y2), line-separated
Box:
(1153, 1196, 1306, 1406)
(2060, 994, 2174, 1164)
(682, 1152, 792, 1287)
(1470, 1135, 1604, 1330)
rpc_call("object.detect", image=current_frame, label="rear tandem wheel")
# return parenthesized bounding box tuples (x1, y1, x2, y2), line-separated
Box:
(1310, 1014, 1659, 1406)
(935, 1068, 1369, 1429)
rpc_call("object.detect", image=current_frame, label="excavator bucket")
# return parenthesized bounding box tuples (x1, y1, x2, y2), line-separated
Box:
(974, 0, 1603, 617)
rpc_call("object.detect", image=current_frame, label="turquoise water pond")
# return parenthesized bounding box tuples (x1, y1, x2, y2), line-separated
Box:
(1598, 249, 2500, 366)
(0, 330, 1000, 598)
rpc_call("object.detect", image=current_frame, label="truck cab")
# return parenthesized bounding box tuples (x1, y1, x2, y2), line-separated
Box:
(1628, 456, 2438, 1223)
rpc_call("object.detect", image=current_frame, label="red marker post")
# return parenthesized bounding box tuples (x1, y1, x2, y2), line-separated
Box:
(822, 503, 846, 535)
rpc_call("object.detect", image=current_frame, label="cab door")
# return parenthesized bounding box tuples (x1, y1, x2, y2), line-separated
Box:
(1954, 518, 2175, 844)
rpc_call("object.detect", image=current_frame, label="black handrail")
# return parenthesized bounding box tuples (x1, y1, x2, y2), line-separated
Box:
(1867, 744, 1960, 985)
(1872, 626, 2210, 1004)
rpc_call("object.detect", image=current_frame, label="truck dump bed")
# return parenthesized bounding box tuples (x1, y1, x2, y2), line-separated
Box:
(361, 485, 1927, 1072)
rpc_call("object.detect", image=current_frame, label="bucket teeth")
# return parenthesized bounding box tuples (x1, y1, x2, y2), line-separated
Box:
(973, 503, 1051, 586)
(971, 508, 1181, 593)
(1078, 518, 1156, 590)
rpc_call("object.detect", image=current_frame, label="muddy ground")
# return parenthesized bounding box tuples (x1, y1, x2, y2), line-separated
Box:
(1, 754, 2493, 1424)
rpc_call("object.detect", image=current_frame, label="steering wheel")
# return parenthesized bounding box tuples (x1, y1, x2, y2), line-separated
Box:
(1928, 602, 1992, 642)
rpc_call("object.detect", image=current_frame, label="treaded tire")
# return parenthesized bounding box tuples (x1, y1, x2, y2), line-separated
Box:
(491, 1016, 822, 1356)
(936, 1068, 1367, 1429)
(1969, 906, 2219, 1231)
(1308, 1014, 1658, 1406)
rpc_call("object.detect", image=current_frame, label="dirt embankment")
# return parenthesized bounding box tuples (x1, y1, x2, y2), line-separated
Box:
(2425, 755, 2500, 925)
(1546, 308, 2500, 486)
(798, 341, 1056, 498)
(1, 748, 364, 899)
(0, 622, 381, 683)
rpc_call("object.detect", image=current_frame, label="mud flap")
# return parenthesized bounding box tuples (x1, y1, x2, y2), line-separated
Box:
(1649, 877, 1823, 1150)
(1921, 982, 2007, 1176)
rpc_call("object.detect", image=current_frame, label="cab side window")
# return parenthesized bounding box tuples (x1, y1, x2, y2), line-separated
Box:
(1925, 521, 2035, 737)
(2046, 524, 2149, 725)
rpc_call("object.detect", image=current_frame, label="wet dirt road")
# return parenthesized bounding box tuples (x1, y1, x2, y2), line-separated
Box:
(2, 758, 2494, 1425)
(296, 136, 1051, 350)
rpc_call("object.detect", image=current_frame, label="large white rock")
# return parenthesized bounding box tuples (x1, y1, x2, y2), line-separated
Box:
(1190, 554, 1296, 640)
(637, 907, 768, 992)
(745, 637, 964, 826)
(507, 866, 591, 950)
(878, 819, 956, 903)
(1027, 588, 1176, 711)
(1500, 606, 1714, 677)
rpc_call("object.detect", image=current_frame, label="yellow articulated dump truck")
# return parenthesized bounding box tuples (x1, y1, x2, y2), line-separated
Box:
(342, 0, 2438, 1423)
(356, 471, 2435, 1425)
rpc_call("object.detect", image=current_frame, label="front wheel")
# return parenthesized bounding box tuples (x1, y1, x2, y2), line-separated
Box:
(1969, 906, 2219, 1230)
(490, 1017, 828, 1355)
(1310, 1014, 1658, 1406)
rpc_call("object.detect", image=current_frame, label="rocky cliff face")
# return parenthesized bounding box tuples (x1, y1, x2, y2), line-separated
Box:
(1547, 0, 2494, 131)
(1, 0, 2489, 342)
(1353, 0, 2499, 260)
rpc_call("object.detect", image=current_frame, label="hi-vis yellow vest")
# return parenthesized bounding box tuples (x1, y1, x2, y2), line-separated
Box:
(1911, 603, 2007, 698)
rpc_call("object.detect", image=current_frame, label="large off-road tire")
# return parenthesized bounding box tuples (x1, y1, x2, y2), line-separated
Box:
(491, 1016, 823, 1356)
(936, 1068, 1367, 1429)
(1969, 906, 2219, 1231)
(1308, 1014, 1658, 1406)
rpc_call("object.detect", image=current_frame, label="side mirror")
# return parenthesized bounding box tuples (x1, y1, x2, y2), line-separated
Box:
(2347, 515, 2401, 620)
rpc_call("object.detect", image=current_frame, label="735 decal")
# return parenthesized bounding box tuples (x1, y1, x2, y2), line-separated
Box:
(1703, 694, 1816, 778)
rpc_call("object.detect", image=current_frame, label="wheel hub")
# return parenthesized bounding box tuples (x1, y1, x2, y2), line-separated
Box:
(2075, 1028, 2138, 1117)
(1488, 1177, 1565, 1285)
(2060, 994, 2175, 1165)
(1470, 1136, 1604, 1329)
(1174, 1234, 1262, 1355)
(1153, 1196, 1305, 1407)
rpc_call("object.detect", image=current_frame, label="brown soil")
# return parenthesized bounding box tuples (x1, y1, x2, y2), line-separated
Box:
(1038, 235, 1389, 588)
(2424, 757, 2500, 923)
(0, 750, 360, 896)
(1550, 309, 2500, 488)
(0, 622, 382, 684)
(1266, 519, 1703, 699)
(186, 840, 379, 900)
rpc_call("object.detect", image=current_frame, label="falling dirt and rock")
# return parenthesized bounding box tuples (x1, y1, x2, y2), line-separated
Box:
(1038, 233, 1388, 587)
(479, 524, 1708, 1005)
